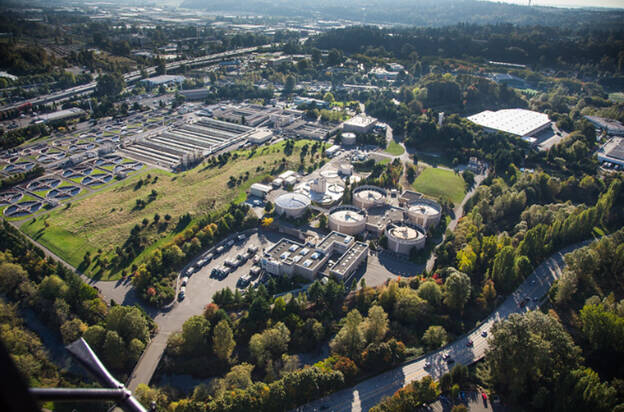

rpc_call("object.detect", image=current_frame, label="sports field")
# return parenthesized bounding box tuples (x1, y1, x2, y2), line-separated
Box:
(412, 166, 466, 205)
(21, 140, 320, 279)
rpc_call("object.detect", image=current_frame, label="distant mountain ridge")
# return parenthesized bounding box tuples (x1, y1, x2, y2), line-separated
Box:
(181, 0, 624, 28)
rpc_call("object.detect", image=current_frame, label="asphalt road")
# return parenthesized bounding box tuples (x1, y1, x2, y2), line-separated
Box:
(294, 240, 592, 412)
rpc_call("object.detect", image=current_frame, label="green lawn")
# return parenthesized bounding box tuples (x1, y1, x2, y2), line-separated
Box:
(412, 167, 466, 205)
(609, 92, 624, 103)
(385, 140, 405, 156)
(20, 140, 321, 280)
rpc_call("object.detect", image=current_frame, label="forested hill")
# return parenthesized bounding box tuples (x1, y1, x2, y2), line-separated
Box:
(181, 0, 624, 28)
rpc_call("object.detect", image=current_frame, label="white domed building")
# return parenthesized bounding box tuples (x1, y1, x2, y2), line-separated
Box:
(353, 185, 387, 209)
(328, 205, 367, 235)
(385, 222, 427, 255)
(275, 192, 311, 218)
(406, 198, 442, 229)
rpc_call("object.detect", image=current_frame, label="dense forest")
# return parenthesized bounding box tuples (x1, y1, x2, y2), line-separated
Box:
(182, 0, 624, 28)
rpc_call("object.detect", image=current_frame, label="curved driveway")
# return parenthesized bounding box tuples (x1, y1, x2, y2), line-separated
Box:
(294, 240, 592, 412)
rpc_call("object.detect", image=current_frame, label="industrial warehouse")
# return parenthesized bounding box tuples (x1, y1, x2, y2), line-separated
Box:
(467, 108, 551, 138)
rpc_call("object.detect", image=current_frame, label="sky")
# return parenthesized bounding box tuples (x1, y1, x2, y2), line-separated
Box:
(486, 0, 624, 8)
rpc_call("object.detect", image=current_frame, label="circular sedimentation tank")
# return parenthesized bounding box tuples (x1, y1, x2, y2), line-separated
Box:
(328, 205, 367, 235)
(275, 192, 311, 218)
(353, 185, 387, 209)
(385, 222, 427, 255)
(407, 198, 442, 229)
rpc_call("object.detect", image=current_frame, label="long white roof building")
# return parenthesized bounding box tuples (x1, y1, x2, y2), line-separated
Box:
(467, 109, 551, 137)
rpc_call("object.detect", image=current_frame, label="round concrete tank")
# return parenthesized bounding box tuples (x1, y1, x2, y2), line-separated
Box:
(328, 205, 367, 235)
(353, 185, 387, 209)
(275, 192, 311, 218)
(407, 198, 442, 229)
(385, 222, 426, 255)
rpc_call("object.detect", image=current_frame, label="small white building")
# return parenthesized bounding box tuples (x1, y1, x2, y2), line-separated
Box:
(247, 129, 273, 145)
(249, 183, 272, 198)
(325, 145, 341, 157)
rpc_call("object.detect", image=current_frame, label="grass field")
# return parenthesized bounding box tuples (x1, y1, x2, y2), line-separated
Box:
(385, 140, 405, 156)
(21, 140, 321, 279)
(609, 92, 624, 103)
(412, 167, 466, 205)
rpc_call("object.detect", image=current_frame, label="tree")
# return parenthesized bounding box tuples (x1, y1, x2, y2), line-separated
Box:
(38, 275, 68, 300)
(417, 281, 443, 307)
(490, 246, 518, 294)
(105, 305, 149, 344)
(60, 318, 87, 344)
(284, 75, 296, 93)
(330, 309, 364, 359)
(422, 325, 447, 350)
(444, 270, 471, 312)
(224, 363, 254, 390)
(181, 315, 211, 355)
(249, 322, 291, 365)
(95, 73, 125, 98)
(485, 311, 582, 408)
(102, 330, 126, 370)
(213, 319, 236, 362)
(362, 305, 389, 344)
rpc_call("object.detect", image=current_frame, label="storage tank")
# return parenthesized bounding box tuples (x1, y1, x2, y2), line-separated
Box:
(385, 222, 426, 255)
(407, 198, 442, 229)
(339, 163, 353, 176)
(341, 132, 357, 145)
(353, 185, 387, 209)
(275, 192, 311, 218)
(328, 205, 367, 235)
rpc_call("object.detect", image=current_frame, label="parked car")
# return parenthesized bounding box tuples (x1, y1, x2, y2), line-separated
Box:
(481, 330, 488, 337)
(178, 287, 186, 300)
(185, 267, 194, 276)
(226, 239, 234, 248)
(237, 274, 252, 288)
(181, 276, 189, 286)
(466, 339, 473, 347)
(248, 245, 259, 254)
(237, 234, 246, 242)
(216, 246, 225, 254)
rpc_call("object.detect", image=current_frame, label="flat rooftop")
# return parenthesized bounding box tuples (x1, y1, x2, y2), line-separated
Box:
(331, 241, 368, 277)
(601, 137, 624, 161)
(266, 238, 324, 272)
(389, 225, 425, 241)
(344, 115, 376, 128)
(317, 231, 353, 252)
(467, 109, 551, 137)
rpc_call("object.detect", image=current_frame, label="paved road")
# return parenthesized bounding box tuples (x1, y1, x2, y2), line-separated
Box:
(294, 240, 592, 412)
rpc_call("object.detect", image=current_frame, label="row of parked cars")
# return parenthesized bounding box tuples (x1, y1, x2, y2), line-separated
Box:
(602, 161, 622, 171)
(179, 234, 251, 300)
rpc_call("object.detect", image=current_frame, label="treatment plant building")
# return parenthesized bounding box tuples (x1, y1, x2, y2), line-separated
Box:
(261, 231, 369, 281)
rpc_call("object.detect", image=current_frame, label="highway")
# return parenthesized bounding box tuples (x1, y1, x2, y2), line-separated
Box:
(294, 240, 592, 412)
(0, 45, 267, 113)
